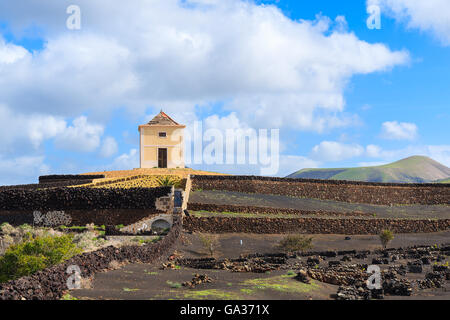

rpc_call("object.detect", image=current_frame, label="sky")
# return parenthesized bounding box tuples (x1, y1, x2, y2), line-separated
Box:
(0, 0, 449, 184)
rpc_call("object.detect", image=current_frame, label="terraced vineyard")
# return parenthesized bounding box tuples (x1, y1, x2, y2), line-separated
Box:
(76, 175, 185, 189)
(71, 168, 227, 189)
(82, 168, 227, 179)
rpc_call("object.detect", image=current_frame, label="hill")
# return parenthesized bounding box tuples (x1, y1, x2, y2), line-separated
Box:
(287, 156, 450, 183)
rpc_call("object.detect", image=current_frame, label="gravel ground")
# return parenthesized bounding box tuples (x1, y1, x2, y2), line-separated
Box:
(70, 231, 450, 300)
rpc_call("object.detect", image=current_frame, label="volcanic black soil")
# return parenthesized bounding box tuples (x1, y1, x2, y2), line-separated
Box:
(70, 231, 450, 300)
(189, 190, 450, 219)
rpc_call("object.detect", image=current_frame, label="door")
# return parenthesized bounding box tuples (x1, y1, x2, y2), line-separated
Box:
(174, 190, 182, 208)
(158, 148, 167, 168)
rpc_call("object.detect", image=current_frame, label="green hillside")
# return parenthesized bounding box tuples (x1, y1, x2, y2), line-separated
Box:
(287, 156, 450, 183)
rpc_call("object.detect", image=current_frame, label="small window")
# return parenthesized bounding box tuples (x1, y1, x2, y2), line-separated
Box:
(159, 132, 167, 138)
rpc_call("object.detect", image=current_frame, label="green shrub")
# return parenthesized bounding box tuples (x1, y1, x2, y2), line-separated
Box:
(0, 234, 82, 283)
(198, 233, 218, 257)
(61, 293, 78, 300)
(276, 235, 313, 253)
(379, 230, 394, 249)
(156, 176, 176, 187)
(166, 280, 182, 288)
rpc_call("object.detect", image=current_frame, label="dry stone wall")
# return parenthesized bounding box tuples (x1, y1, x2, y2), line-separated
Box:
(0, 209, 167, 227)
(0, 187, 172, 211)
(0, 187, 173, 227)
(187, 202, 370, 217)
(38, 174, 104, 183)
(191, 175, 450, 205)
(183, 216, 450, 235)
(0, 180, 95, 191)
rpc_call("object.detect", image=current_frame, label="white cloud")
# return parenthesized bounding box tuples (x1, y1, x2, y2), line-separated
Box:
(311, 141, 365, 162)
(309, 140, 450, 168)
(366, 144, 383, 157)
(191, 154, 318, 177)
(54, 116, 104, 153)
(279, 155, 320, 177)
(0, 155, 50, 185)
(109, 149, 139, 170)
(0, 0, 413, 183)
(0, 105, 105, 155)
(426, 145, 450, 167)
(362, 144, 450, 167)
(0, 34, 137, 119)
(0, 38, 28, 64)
(381, 121, 418, 140)
(0, 0, 408, 131)
(0, 104, 67, 152)
(99, 136, 119, 158)
(358, 161, 388, 167)
(186, 112, 282, 174)
(368, 0, 450, 45)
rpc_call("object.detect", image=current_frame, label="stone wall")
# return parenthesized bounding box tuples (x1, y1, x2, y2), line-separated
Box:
(187, 202, 370, 217)
(155, 186, 175, 213)
(191, 175, 450, 205)
(183, 216, 450, 235)
(0, 180, 95, 191)
(38, 174, 105, 183)
(0, 187, 173, 211)
(0, 186, 174, 227)
(0, 209, 168, 227)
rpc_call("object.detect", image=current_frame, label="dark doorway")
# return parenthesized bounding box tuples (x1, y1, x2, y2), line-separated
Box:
(174, 190, 182, 208)
(158, 148, 168, 168)
(151, 219, 171, 234)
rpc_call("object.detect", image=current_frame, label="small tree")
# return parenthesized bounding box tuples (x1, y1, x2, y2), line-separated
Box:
(276, 235, 313, 253)
(198, 233, 218, 257)
(379, 229, 394, 249)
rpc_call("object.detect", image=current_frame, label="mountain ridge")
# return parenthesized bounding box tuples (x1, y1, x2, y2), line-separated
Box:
(286, 156, 450, 183)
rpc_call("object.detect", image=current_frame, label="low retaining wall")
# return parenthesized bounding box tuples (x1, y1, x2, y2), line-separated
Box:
(183, 216, 450, 235)
(191, 175, 450, 206)
(38, 174, 105, 183)
(0, 180, 95, 191)
(0, 216, 182, 300)
(187, 203, 370, 217)
(0, 187, 172, 211)
(0, 209, 166, 227)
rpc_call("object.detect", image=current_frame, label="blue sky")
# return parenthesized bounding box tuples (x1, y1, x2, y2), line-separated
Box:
(0, 0, 449, 184)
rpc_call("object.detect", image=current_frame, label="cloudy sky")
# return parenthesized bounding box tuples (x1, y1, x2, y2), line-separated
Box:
(0, 0, 449, 184)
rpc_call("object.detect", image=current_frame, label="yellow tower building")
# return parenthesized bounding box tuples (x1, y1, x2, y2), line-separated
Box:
(138, 111, 186, 168)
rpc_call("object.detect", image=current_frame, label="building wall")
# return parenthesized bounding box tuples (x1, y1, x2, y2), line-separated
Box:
(140, 126, 185, 168)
